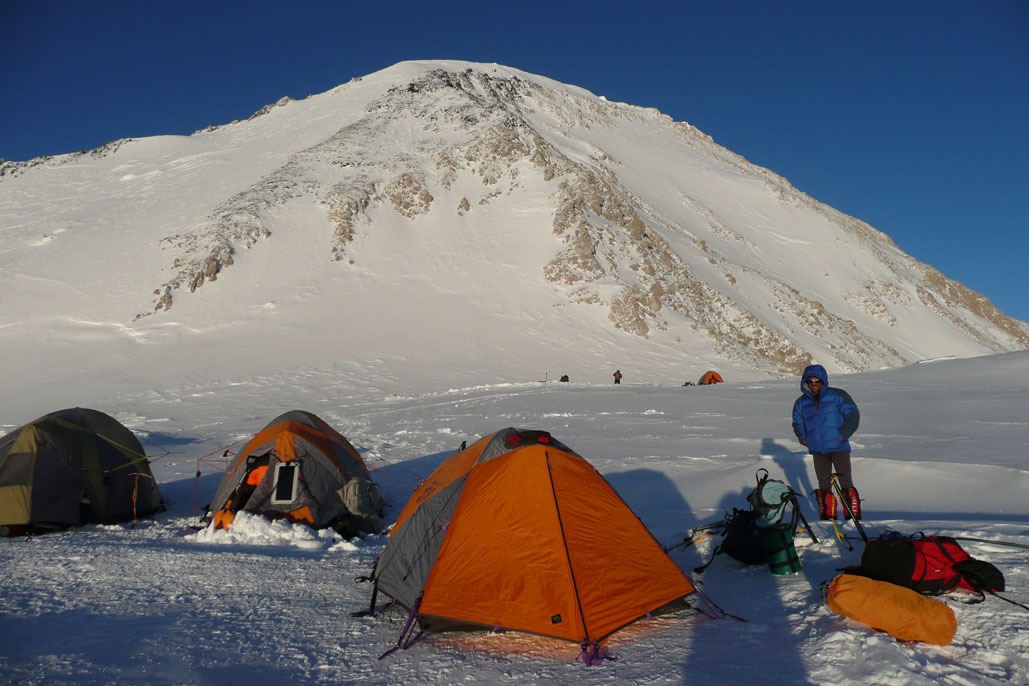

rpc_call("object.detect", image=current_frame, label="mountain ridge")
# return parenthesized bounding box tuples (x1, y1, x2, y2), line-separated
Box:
(1, 60, 1025, 387)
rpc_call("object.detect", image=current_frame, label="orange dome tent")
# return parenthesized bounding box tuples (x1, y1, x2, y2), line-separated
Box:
(698, 370, 725, 385)
(207, 410, 382, 536)
(368, 428, 696, 663)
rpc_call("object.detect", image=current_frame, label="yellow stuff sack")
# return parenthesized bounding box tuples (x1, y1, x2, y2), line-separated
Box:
(826, 573, 957, 646)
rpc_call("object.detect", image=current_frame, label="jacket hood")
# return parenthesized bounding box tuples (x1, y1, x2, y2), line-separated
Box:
(801, 364, 829, 395)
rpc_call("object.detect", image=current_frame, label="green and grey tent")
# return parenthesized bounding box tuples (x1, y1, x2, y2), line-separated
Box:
(0, 407, 164, 536)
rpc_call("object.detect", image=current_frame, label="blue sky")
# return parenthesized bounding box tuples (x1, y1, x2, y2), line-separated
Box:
(2, 1, 1027, 324)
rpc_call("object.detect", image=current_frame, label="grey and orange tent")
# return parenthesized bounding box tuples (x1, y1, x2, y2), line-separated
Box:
(698, 370, 724, 385)
(367, 428, 696, 664)
(207, 410, 383, 536)
(0, 407, 164, 536)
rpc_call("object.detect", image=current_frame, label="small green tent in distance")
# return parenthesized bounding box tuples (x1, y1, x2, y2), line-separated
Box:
(0, 407, 165, 536)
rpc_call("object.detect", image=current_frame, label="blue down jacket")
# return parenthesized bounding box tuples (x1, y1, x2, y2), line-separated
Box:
(792, 364, 860, 454)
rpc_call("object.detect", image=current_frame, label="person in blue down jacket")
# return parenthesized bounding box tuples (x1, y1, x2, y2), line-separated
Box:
(792, 364, 862, 520)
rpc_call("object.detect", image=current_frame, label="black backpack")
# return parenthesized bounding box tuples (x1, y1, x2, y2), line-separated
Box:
(719, 508, 766, 565)
(695, 470, 803, 571)
(848, 531, 1006, 602)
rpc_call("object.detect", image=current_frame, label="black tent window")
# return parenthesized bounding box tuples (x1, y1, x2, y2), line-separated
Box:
(270, 463, 299, 504)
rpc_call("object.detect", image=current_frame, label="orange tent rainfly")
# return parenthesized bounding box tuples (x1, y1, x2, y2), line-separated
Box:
(698, 370, 724, 385)
(367, 428, 696, 665)
(207, 410, 383, 536)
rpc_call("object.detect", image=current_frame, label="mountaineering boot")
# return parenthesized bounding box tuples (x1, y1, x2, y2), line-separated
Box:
(843, 487, 862, 520)
(816, 489, 837, 520)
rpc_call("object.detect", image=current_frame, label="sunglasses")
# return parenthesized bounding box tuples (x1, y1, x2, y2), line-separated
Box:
(807, 378, 823, 385)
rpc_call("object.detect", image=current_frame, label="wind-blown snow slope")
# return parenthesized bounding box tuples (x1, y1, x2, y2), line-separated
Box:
(1, 60, 1025, 418)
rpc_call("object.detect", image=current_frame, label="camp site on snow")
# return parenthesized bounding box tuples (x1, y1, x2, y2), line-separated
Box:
(1, 380, 1027, 679)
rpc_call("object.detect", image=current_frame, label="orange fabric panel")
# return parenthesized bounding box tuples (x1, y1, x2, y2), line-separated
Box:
(233, 424, 287, 469)
(827, 574, 957, 645)
(245, 465, 268, 486)
(391, 432, 493, 536)
(418, 445, 695, 643)
(547, 451, 696, 639)
(419, 446, 584, 640)
(212, 508, 235, 530)
(232, 421, 331, 468)
(287, 505, 314, 526)
(274, 431, 299, 461)
(272, 421, 337, 463)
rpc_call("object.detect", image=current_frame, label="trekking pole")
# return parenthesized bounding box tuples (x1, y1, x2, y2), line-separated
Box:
(830, 473, 869, 543)
(805, 488, 852, 550)
(948, 536, 1029, 551)
(795, 507, 818, 544)
(664, 519, 726, 553)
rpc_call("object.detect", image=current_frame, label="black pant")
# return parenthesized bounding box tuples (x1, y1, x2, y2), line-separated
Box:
(812, 452, 854, 490)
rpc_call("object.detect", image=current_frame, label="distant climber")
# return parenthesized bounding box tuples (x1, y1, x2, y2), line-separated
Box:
(613, 369, 622, 385)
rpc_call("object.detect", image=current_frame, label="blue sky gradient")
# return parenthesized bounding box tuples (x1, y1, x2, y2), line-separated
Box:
(2, 1, 1027, 323)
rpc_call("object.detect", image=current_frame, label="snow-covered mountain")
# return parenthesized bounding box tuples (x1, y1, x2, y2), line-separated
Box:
(1, 59, 1026, 408)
